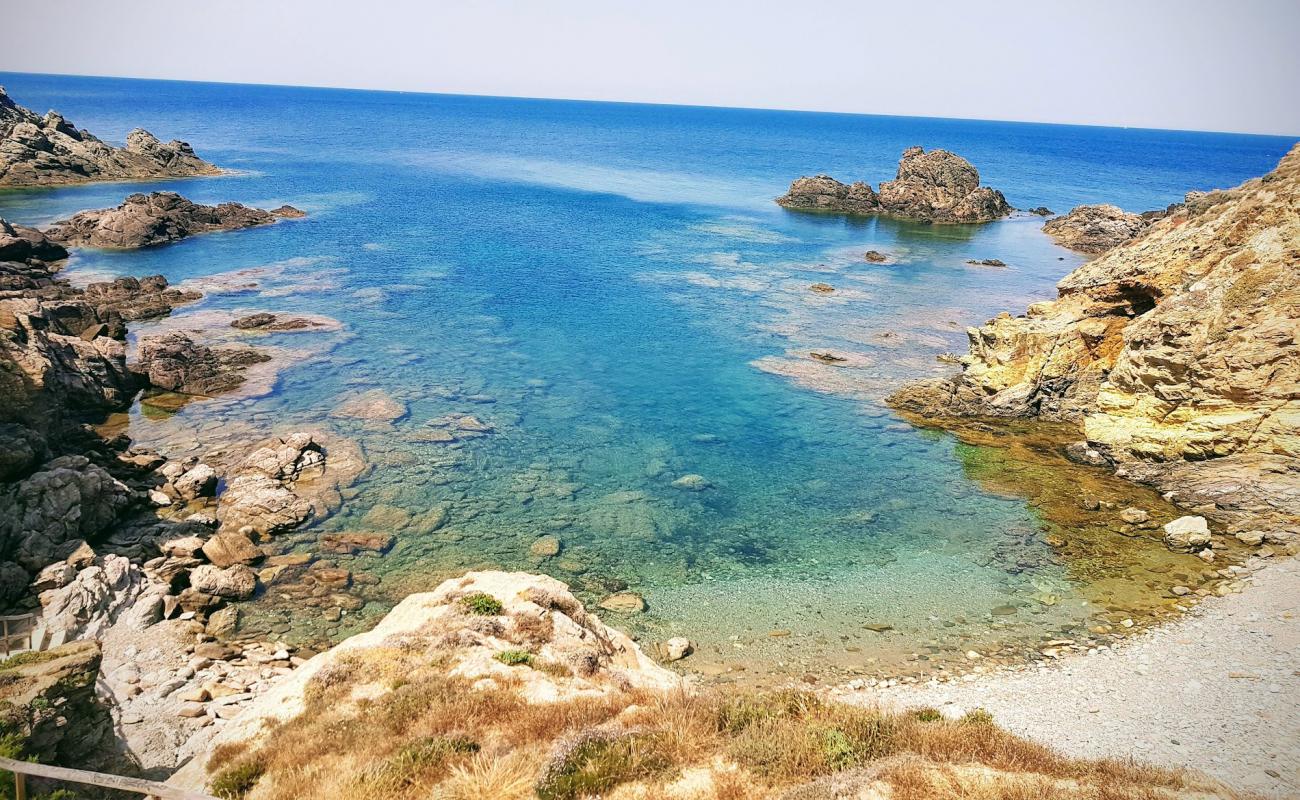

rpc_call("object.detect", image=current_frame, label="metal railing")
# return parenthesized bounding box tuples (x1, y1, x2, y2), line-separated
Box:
(0, 756, 217, 800)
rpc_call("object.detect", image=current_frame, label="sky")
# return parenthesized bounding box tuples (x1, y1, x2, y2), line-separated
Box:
(4, 0, 1298, 136)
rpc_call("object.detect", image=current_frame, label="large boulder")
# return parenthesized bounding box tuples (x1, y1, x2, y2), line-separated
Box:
(0, 456, 132, 573)
(0, 87, 219, 187)
(133, 331, 269, 396)
(1042, 204, 1153, 254)
(37, 555, 162, 640)
(188, 563, 257, 599)
(82, 274, 201, 321)
(45, 191, 304, 249)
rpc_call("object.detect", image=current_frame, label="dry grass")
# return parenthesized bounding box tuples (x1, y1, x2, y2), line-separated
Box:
(206, 647, 1237, 800)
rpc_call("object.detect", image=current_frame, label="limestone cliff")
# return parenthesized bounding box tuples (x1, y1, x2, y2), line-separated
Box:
(0, 87, 219, 187)
(891, 144, 1300, 535)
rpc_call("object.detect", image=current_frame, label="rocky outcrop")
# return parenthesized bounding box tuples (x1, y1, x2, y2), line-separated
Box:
(890, 143, 1300, 535)
(0, 641, 115, 768)
(82, 275, 201, 321)
(215, 432, 361, 538)
(775, 175, 880, 215)
(0, 87, 219, 187)
(778, 147, 1011, 223)
(1042, 204, 1154, 254)
(169, 570, 680, 791)
(133, 331, 270, 396)
(45, 192, 304, 249)
(36, 553, 164, 641)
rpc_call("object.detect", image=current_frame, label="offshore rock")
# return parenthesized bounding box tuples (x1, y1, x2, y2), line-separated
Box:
(890, 144, 1300, 532)
(776, 175, 879, 214)
(45, 191, 303, 249)
(0, 87, 219, 187)
(1042, 204, 1154, 254)
(779, 147, 1011, 223)
(134, 331, 270, 396)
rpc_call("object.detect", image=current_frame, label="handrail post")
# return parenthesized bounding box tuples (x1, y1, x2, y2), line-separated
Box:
(14, 771, 25, 800)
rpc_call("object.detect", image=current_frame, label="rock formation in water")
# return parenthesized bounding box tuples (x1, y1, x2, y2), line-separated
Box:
(777, 146, 1012, 223)
(890, 143, 1300, 540)
(133, 331, 270, 396)
(1042, 204, 1156, 254)
(0, 87, 220, 187)
(45, 191, 304, 249)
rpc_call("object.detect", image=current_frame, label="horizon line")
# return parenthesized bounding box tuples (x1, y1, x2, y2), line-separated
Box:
(3, 68, 1298, 141)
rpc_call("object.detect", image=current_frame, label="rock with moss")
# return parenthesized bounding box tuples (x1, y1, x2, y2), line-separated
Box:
(0, 641, 114, 768)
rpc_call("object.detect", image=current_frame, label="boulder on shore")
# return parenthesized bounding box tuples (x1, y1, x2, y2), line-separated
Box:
(1042, 204, 1153, 254)
(0, 87, 219, 187)
(133, 331, 270, 396)
(44, 192, 304, 249)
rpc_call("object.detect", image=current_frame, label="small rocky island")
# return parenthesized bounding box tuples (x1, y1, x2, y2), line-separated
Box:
(777, 146, 1012, 223)
(45, 191, 305, 249)
(0, 87, 220, 187)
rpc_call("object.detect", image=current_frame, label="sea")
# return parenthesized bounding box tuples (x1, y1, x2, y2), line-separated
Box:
(1, 71, 1292, 682)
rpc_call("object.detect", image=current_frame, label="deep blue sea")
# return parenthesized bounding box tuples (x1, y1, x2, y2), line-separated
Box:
(1, 72, 1292, 681)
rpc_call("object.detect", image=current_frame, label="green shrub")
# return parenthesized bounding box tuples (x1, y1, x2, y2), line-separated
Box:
(210, 759, 265, 799)
(459, 593, 504, 615)
(364, 735, 479, 790)
(911, 706, 943, 723)
(960, 708, 995, 726)
(494, 649, 535, 667)
(536, 731, 671, 800)
(716, 690, 822, 733)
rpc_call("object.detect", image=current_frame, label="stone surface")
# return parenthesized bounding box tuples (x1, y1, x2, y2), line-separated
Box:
(0, 87, 219, 187)
(0, 640, 114, 768)
(134, 331, 270, 396)
(599, 591, 647, 613)
(0, 456, 131, 572)
(1163, 515, 1211, 552)
(779, 147, 1011, 223)
(45, 192, 303, 249)
(890, 145, 1300, 534)
(188, 563, 257, 599)
(1042, 204, 1153, 254)
(200, 531, 263, 567)
(37, 555, 163, 640)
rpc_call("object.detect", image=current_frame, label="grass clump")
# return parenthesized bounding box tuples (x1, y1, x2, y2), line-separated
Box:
(0, 651, 59, 672)
(210, 759, 265, 799)
(459, 592, 504, 616)
(959, 708, 994, 726)
(495, 649, 535, 667)
(361, 735, 480, 791)
(535, 731, 672, 800)
(911, 707, 943, 723)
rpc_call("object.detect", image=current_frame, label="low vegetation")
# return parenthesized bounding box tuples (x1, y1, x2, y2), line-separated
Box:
(204, 647, 1235, 800)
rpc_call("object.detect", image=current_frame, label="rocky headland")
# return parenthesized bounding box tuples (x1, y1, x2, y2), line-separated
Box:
(777, 146, 1012, 223)
(0, 87, 219, 187)
(890, 144, 1300, 556)
(1040, 196, 1205, 255)
(44, 191, 304, 249)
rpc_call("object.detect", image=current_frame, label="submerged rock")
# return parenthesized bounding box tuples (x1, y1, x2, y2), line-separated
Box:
(0, 87, 220, 187)
(45, 192, 303, 249)
(779, 147, 1011, 223)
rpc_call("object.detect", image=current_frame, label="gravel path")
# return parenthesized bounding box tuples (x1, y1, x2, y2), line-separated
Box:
(842, 557, 1300, 799)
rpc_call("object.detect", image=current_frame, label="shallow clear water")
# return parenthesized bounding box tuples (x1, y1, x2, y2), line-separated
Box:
(1, 73, 1292, 681)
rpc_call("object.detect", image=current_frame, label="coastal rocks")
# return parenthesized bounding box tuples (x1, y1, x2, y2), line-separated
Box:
(599, 591, 647, 613)
(215, 432, 363, 539)
(134, 331, 270, 396)
(37, 554, 161, 641)
(0, 87, 219, 187)
(1042, 204, 1153, 254)
(671, 473, 712, 491)
(1162, 516, 1211, 552)
(0, 218, 69, 267)
(778, 147, 1011, 222)
(662, 636, 693, 662)
(330, 389, 408, 422)
(529, 535, 562, 558)
(863, 250, 889, 263)
(82, 275, 201, 322)
(199, 531, 263, 567)
(890, 143, 1300, 536)
(318, 532, 393, 555)
(877, 146, 1012, 223)
(188, 564, 257, 599)
(230, 312, 324, 331)
(44, 192, 304, 249)
(776, 175, 880, 214)
(0, 640, 114, 768)
(0, 455, 131, 573)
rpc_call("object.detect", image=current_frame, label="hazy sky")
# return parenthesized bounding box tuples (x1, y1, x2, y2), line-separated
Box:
(5, 0, 1298, 135)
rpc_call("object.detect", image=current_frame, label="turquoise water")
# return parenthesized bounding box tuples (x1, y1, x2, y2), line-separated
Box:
(1, 73, 1292, 681)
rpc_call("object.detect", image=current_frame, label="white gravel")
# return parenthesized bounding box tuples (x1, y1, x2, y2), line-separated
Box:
(842, 557, 1300, 799)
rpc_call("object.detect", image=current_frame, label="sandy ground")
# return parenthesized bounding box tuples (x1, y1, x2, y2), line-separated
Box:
(838, 556, 1300, 798)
